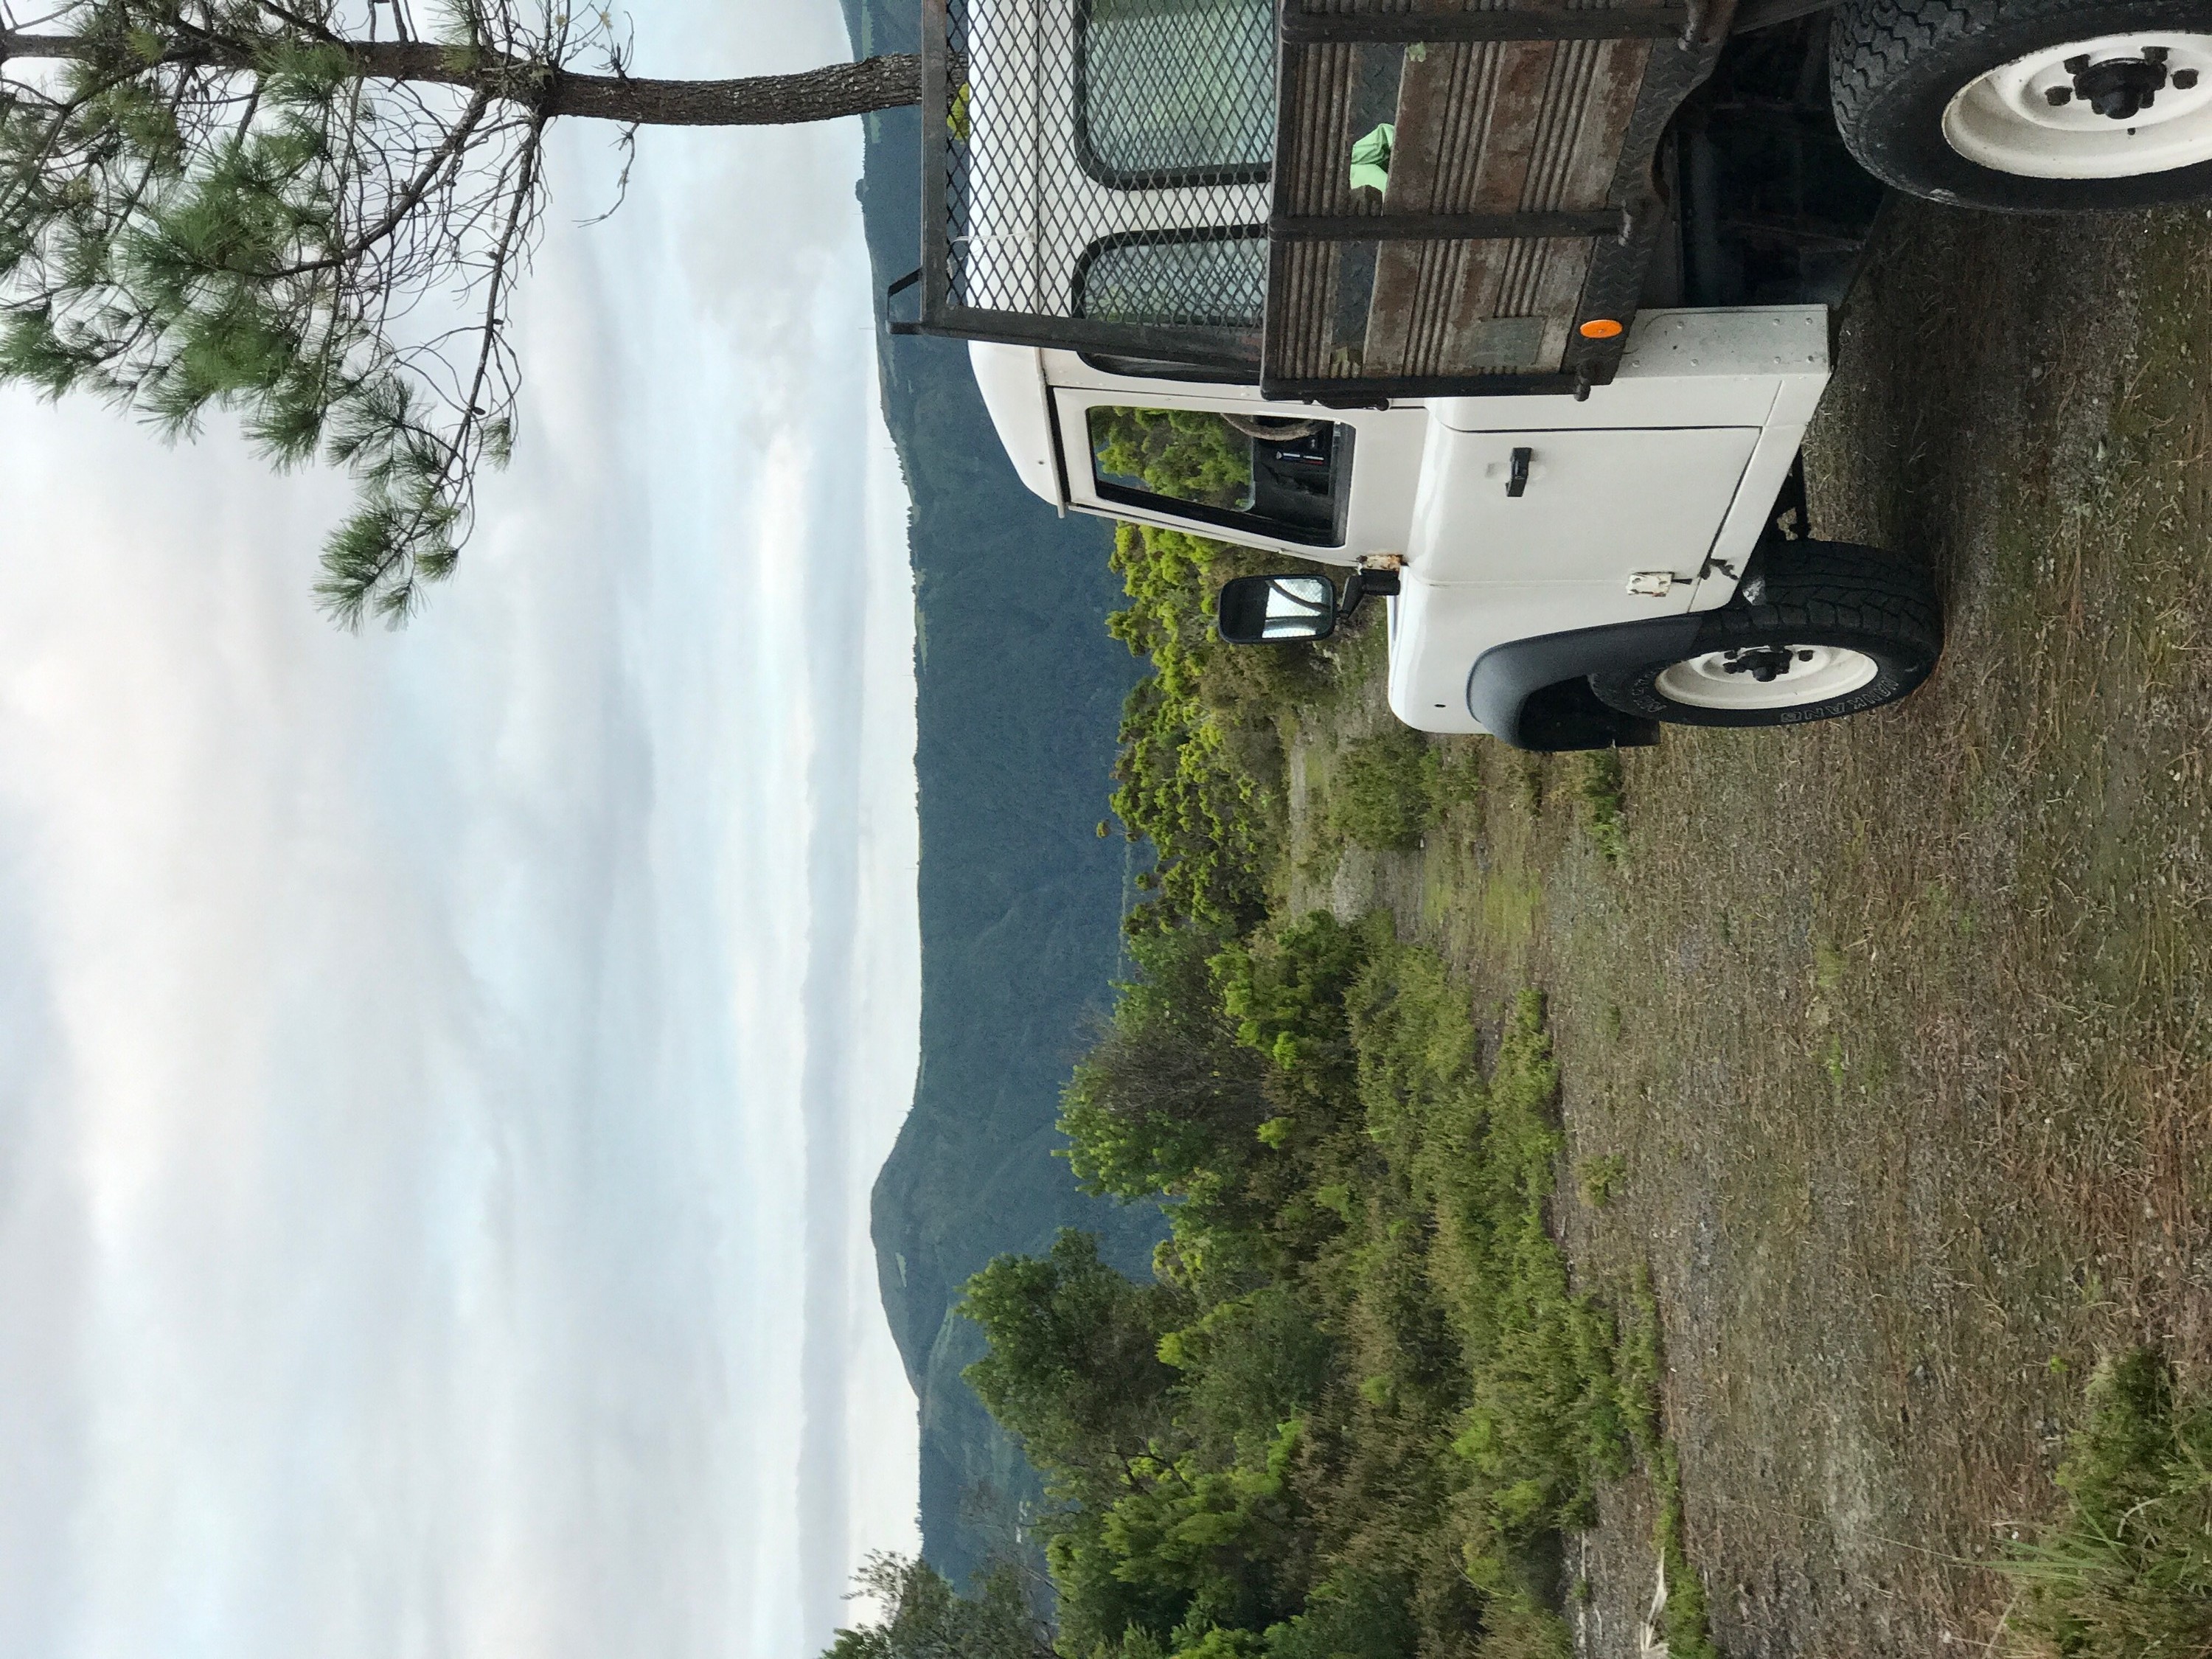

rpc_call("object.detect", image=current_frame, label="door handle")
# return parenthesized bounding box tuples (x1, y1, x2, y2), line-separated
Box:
(1506, 447, 1531, 498)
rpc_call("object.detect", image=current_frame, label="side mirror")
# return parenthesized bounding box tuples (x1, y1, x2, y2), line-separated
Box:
(1216, 573, 1338, 644)
(1216, 566, 1401, 645)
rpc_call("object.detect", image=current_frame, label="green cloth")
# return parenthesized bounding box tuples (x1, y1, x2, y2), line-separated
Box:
(1349, 122, 1394, 192)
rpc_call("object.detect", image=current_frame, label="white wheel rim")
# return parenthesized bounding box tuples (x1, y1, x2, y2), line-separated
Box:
(1655, 644, 1881, 711)
(1943, 32, 2212, 178)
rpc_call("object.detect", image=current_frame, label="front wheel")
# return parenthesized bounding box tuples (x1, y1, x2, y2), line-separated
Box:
(1587, 542, 1943, 728)
(1829, 0, 2212, 210)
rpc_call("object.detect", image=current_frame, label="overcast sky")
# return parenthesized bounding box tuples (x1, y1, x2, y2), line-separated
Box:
(0, 4, 921, 1655)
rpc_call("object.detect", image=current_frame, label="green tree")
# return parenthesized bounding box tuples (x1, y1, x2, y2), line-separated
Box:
(961, 1229, 1179, 1491)
(823, 1553, 1054, 1659)
(1, 0, 929, 622)
(1089, 406, 1248, 508)
(1060, 925, 1271, 1203)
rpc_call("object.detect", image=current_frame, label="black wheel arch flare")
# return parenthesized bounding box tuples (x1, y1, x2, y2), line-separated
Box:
(1465, 616, 1700, 751)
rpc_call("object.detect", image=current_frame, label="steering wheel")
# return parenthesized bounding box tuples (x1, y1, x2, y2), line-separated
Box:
(1220, 413, 1326, 442)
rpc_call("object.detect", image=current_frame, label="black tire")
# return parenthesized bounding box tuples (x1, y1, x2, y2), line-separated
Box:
(1830, 0, 2212, 210)
(1587, 541, 1943, 728)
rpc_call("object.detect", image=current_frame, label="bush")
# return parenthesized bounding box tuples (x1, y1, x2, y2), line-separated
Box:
(1576, 1155, 1627, 1208)
(987, 938, 1705, 1659)
(1574, 752, 1627, 864)
(821, 1554, 1052, 1659)
(1331, 730, 1439, 851)
(1062, 926, 1273, 1201)
(2005, 1349, 2212, 1659)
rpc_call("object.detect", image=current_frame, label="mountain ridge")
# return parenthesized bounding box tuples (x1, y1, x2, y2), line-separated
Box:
(836, 0, 1165, 1590)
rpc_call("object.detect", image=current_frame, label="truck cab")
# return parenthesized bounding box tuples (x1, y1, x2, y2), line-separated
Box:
(972, 305, 1831, 741)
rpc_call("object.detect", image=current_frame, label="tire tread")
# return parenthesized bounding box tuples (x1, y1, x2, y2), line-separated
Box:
(1587, 540, 1944, 729)
(1828, 0, 2212, 209)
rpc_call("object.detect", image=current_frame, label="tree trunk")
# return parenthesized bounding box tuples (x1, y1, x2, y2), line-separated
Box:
(546, 55, 925, 125)
(0, 32, 928, 125)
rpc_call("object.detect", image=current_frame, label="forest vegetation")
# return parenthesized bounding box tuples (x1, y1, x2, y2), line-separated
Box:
(829, 405, 2212, 1659)
(836, 410, 1715, 1659)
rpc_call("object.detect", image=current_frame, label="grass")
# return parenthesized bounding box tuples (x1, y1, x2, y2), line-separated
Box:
(1572, 754, 1627, 866)
(1343, 965, 1706, 1656)
(1284, 198, 2212, 1653)
(1619, 1270, 1716, 1659)
(1575, 1155, 1626, 1209)
(2002, 1350, 2212, 1659)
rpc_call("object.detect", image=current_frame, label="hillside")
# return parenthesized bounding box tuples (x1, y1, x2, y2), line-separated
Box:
(837, 0, 1165, 1590)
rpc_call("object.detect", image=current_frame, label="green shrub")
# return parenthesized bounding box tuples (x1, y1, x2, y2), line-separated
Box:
(1107, 518, 1275, 934)
(1061, 926, 1272, 1202)
(2005, 1349, 2212, 1659)
(1330, 730, 1439, 851)
(985, 933, 1728, 1659)
(1263, 1571, 1418, 1659)
(822, 1554, 1053, 1659)
(1576, 1155, 1627, 1208)
(1575, 752, 1627, 863)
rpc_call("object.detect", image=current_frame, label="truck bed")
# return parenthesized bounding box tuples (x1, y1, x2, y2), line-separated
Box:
(913, 0, 1742, 398)
(1267, 2, 1724, 398)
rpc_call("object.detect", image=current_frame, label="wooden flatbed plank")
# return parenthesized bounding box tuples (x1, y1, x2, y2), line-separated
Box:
(1362, 36, 1555, 378)
(1478, 35, 1649, 371)
(1353, 31, 1645, 378)
(1272, 209, 1624, 240)
(1265, 0, 1672, 394)
(1282, 4, 1691, 43)
(1263, 33, 1367, 383)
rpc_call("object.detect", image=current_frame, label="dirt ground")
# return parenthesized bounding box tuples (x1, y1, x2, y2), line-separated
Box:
(1301, 199, 2212, 1656)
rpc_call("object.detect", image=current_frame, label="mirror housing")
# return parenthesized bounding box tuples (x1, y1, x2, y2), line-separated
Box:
(1216, 566, 1402, 645)
(1216, 574, 1338, 644)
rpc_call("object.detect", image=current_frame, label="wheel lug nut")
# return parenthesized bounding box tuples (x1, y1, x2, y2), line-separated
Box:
(2046, 84, 2074, 105)
(2144, 44, 2169, 63)
(2176, 68, 2200, 88)
(2064, 54, 2090, 73)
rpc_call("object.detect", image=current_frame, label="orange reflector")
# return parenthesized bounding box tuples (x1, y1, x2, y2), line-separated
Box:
(1579, 318, 1624, 340)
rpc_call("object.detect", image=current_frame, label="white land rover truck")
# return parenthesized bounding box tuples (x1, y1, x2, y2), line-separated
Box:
(897, 0, 2212, 749)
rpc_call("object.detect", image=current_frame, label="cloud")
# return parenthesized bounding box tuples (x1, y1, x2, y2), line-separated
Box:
(0, 4, 920, 1655)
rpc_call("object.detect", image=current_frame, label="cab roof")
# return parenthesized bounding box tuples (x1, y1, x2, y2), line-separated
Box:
(970, 342, 1062, 508)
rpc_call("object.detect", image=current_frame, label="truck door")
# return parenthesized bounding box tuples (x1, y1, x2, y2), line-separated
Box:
(1411, 425, 1763, 594)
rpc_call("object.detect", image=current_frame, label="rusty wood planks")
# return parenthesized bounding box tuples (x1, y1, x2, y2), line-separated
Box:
(1264, 0, 1671, 392)
(1281, 4, 1690, 41)
(1272, 209, 1624, 238)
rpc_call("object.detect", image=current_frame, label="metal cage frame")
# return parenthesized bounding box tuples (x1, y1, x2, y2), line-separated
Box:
(911, 0, 1745, 400)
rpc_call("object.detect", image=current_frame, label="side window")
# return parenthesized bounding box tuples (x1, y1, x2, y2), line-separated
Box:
(1085, 406, 1353, 546)
(1074, 231, 1267, 330)
(1076, 0, 1276, 187)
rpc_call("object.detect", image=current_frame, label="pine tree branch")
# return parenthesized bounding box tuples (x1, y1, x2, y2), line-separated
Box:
(272, 86, 491, 275)
(248, 0, 342, 45)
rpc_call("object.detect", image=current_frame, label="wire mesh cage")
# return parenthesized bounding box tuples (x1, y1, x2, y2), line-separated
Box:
(932, 0, 1277, 352)
(918, 0, 1708, 395)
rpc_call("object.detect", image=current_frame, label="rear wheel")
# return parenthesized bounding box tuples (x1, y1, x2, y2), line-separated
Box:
(1830, 0, 2212, 209)
(1588, 542, 1942, 728)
